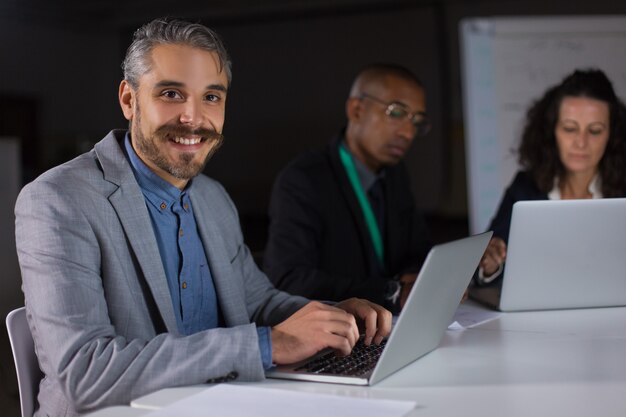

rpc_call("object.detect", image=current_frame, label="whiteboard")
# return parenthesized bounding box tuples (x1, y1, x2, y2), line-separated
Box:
(460, 16, 626, 234)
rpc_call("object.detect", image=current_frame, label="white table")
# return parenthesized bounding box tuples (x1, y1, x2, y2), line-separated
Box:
(129, 305, 626, 417)
(85, 406, 149, 416)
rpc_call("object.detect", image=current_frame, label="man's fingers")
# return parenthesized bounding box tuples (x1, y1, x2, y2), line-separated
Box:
(304, 304, 360, 348)
(271, 301, 361, 364)
(320, 332, 354, 356)
(374, 307, 392, 345)
(351, 300, 391, 346)
(275, 299, 392, 364)
(359, 305, 376, 345)
(332, 315, 359, 349)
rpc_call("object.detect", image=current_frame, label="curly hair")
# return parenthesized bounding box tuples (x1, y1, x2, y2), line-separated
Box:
(518, 68, 626, 197)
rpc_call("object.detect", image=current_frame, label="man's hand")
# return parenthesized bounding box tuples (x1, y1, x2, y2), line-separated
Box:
(270, 299, 392, 365)
(335, 298, 392, 346)
(479, 237, 507, 276)
(271, 301, 360, 365)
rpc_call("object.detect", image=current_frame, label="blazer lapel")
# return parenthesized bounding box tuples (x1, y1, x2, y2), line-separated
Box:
(328, 136, 378, 274)
(94, 131, 179, 333)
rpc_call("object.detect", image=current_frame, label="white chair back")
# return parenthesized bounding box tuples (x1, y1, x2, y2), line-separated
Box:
(6, 307, 42, 417)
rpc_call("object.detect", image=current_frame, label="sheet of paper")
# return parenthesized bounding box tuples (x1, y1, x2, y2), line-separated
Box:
(450, 301, 501, 329)
(447, 320, 464, 330)
(145, 384, 416, 417)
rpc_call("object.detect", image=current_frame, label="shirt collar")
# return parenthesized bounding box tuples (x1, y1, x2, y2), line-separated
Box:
(548, 174, 603, 200)
(341, 139, 385, 192)
(124, 132, 188, 208)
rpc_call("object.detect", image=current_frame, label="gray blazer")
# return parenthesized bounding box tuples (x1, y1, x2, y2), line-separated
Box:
(15, 130, 308, 417)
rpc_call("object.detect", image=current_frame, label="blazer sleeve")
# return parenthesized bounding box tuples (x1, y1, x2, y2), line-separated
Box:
(488, 184, 517, 243)
(15, 177, 281, 414)
(487, 171, 547, 243)
(199, 178, 310, 326)
(475, 171, 548, 286)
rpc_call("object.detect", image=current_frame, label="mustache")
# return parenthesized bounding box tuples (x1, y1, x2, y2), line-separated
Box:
(154, 124, 224, 141)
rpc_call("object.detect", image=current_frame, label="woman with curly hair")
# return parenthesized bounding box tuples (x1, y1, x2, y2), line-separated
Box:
(478, 68, 626, 283)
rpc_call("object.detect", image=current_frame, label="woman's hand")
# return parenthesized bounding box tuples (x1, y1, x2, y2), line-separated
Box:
(479, 237, 507, 276)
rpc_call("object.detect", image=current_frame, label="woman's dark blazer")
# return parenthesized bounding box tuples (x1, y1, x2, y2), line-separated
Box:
(488, 171, 548, 243)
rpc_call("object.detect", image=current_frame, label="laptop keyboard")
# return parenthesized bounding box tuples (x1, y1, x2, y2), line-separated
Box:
(295, 339, 387, 376)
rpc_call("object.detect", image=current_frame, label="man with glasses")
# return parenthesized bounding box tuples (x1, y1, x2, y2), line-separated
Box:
(264, 64, 432, 313)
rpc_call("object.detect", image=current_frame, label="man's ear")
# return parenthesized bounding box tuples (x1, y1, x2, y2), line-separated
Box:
(345, 97, 362, 123)
(119, 80, 135, 121)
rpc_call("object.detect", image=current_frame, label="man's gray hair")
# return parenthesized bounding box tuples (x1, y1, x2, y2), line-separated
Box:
(122, 17, 232, 89)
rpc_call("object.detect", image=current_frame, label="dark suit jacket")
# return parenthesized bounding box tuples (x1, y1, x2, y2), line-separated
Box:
(263, 134, 430, 308)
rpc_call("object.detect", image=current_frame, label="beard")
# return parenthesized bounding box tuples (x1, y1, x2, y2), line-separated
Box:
(131, 106, 224, 181)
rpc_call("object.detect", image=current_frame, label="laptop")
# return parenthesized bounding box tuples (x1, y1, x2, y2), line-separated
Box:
(470, 198, 626, 312)
(266, 231, 492, 386)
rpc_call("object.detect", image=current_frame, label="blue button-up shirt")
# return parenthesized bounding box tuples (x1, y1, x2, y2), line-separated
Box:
(124, 136, 220, 334)
(123, 135, 272, 366)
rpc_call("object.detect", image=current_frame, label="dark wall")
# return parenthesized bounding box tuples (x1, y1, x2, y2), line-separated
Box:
(2, 0, 624, 287)
(206, 7, 445, 217)
(5, 2, 626, 216)
(0, 18, 123, 169)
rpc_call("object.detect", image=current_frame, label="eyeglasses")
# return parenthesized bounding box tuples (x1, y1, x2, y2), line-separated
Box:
(360, 93, 431, 136)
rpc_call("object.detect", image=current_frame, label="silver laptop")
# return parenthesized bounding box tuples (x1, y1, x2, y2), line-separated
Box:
(266, 232, 492, 386)
(472, 199, 626, 312)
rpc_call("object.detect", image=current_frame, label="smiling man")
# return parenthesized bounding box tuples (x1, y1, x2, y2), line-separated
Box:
(15, 18, 390, 417)
(120, 42, 228, 188)
(264, 64, 432, 313)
